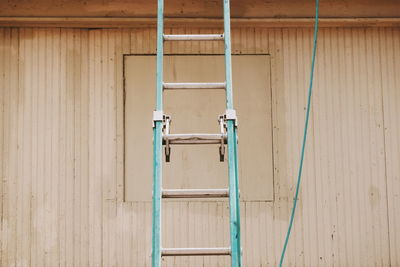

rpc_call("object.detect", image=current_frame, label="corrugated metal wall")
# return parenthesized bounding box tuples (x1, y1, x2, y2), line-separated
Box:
(0, 26, 399, 266)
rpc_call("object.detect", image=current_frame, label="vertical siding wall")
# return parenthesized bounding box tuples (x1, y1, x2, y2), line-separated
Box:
(0, 27, 399, 266)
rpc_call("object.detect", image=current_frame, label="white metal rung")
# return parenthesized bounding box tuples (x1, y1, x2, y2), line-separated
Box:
(162, 189, 229, 198)
(163, 34, 224, 41)
(163, 133, 227, 145)
(163, 82, 226, 90)
(162, 248, 231, 256)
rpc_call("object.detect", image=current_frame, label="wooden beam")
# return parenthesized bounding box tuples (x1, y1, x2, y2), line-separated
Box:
(1, 0, 399, 18)
(0, 17, 399, 28)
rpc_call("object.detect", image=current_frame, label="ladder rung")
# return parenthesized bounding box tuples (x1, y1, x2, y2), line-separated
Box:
(163, 133, 227, 145)
(163, 34, 224, 41)
(162, 189, 229, 198)
(162, 247, 231, 256)
(163, 82, 226, 90)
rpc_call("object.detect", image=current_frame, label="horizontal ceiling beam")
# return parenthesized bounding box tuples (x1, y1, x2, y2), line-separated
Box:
(0, 17, 399, 28)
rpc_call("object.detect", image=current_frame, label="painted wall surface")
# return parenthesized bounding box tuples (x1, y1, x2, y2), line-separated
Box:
(124, 55, 274, 202)
(0, 26, 400, 266)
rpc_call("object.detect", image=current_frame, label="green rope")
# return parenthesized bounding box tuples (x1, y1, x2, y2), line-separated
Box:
(279, 0, 319, 266)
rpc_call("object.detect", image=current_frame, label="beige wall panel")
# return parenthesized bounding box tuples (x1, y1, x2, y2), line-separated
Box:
(0, 27, 399, 266)
(380, 27, 400, 267)
(1, 28, 19, 267)
(0, 28, 4, 265)
(124, 55, 273, 202)
(313, 28, 389, 266)
(270, 27, 392, 267)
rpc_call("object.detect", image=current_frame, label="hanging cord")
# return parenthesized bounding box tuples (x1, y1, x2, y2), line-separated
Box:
(279, 0, 319, 266)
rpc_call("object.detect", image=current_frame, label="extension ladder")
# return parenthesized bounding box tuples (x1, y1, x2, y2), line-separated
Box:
(151, 0, 242, 266)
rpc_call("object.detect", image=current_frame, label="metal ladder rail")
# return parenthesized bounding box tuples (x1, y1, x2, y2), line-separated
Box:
(151, 0, 241, 266)
(223, 0, 242, 264)
(151, 0, 164, 265)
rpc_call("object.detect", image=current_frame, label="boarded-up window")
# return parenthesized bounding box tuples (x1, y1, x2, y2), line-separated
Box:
(124, 55, 273, 201)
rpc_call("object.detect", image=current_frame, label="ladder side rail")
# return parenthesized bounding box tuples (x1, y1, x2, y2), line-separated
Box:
(152, 0, 164, 266)
(233, 125, 242, 264)
(156, 0, 164, 110)
(152, 124, 163, 267)
(223, 0, 234, 110)
(226, 121, 241, 266)
(223, 0, 242, 266)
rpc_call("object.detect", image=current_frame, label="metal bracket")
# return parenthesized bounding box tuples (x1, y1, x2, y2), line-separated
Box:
(164, 115, 171, 162)
(218, 115, 226, 162)
(225, 109, 238, 127)
(152, 110, 164, 127)
(152, 111, 172, 161)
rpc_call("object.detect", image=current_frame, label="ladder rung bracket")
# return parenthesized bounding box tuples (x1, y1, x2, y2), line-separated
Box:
(162, 248, 231, 256)
(162, 189, 229, 198)
(163, 34, 224, 41)
(163, 82, 226, 90)
(163, 133, 227, 145)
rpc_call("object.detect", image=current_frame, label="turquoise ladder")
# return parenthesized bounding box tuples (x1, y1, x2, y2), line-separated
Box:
(151, 0, 241, 266)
